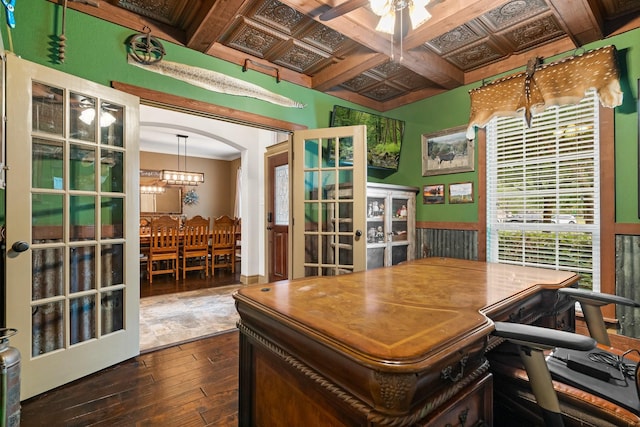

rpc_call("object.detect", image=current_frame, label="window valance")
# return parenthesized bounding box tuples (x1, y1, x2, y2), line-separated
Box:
(466, 45, 623, 139)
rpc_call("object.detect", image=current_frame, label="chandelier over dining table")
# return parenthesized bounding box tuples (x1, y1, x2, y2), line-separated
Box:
(161, 134, 205, 186)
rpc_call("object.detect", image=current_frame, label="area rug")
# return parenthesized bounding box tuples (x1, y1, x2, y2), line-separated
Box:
(139, 284, 242, 351)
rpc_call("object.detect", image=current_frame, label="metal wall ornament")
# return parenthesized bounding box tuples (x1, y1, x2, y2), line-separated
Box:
(126, 26, 166, 65)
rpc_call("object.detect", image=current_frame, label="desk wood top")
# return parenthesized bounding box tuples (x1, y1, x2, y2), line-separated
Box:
(234, 258, 579, 370)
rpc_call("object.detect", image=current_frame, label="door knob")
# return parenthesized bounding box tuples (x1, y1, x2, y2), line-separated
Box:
(355, 230, 362, 237)
(11, 241, 29, 252)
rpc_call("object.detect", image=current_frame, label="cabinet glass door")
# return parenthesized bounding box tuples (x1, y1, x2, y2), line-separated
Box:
(390, 195, 410, 265)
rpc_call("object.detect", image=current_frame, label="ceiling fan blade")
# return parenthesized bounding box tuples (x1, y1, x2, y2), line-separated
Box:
(319, 0, 370, 21)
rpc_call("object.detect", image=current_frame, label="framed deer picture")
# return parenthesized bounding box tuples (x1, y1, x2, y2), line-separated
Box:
(422, 125, 475, 176)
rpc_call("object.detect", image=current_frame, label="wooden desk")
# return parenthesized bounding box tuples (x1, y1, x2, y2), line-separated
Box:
(233, 257, 579, 426)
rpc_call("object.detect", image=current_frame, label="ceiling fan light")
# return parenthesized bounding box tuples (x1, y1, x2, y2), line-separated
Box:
(370, 0, 390, 16)
(375, 10, 396, 34)
(79, 108, 95, 125)
(409, 2, 431, 29)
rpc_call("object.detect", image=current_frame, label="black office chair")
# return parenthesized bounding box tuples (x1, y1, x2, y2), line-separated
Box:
(491, 288, 640, 426)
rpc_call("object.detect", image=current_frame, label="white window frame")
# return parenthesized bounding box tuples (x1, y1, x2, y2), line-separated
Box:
(486, 90, 600, 291)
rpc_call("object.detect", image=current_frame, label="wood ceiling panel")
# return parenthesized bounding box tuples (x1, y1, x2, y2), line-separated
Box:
(59, 0, 640, 111)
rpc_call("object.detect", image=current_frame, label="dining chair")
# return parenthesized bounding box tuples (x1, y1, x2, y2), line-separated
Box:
(210, 215, 236, 276)
(147, 215, 180, 284)
(139, 217, 152, 278)
(234, 217, 241, 262)
(181, 215, 210, 279)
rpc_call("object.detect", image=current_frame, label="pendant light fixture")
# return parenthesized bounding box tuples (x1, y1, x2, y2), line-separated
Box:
(161, 134, 205, 186)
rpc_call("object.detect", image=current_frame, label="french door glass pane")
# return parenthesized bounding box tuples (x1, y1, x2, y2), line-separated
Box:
(101, 197, 124, 239)
(69, 295, 96, 345)
(304, 203, 318, 232)
(32, 301, 64, 356)
(304, 171, 318, 200)
(305, 235, 318, 263)
(338, 202, 353, 232)
(70, 143, 96, 191)
(70, 93, 96, 142)
(32, 138, 64, 190)
(70, 245, 96, 293)
(32, 82, 64, 135)
(100, 102, 124, 147)
(100, 149, 124, 193)
(32, 248, 64, 300)
(101, 290, 124, 335)
(304, 139, 318, 168)
(70, 195, 96, 241)
(101, 243, 124, 287)
(32, 193, 64, 243)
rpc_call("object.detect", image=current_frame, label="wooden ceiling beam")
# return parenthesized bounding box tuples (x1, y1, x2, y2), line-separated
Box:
(312, 52, 388, 92)
(323, 87, 386, 111)
(380, 86, 449, 111)
(206, 43, 313, 88)
(49, 0, 185, 44)
(186, 0, 252, 52)
(463, 37, 577, 85)
(548, 0, 604, 46)
(402, 0, 511, 49)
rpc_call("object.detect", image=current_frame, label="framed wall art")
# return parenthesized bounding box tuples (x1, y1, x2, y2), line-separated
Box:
(422, 125, 475, 176)
(423, 184, 445, 204)
(449, 182, 474, 204)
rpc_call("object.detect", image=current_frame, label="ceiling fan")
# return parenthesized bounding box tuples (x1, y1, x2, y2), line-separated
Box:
(319, 1, 432, 36)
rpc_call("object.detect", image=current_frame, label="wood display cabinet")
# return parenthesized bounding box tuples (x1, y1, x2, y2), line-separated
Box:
(366, 183, 418, 269)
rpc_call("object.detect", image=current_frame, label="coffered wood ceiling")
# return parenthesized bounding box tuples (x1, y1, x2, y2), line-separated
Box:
(64, 0, 640, 112)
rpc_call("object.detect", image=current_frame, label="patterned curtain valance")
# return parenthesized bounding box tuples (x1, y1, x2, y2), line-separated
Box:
(466, 45, 623, 139)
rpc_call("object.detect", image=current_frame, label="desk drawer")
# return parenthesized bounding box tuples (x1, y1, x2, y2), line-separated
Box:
(418, 373, 492, 427)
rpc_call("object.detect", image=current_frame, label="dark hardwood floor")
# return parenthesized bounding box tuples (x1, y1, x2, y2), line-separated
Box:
(21, 330, 239, 426)
(19, 265, 243, 426)
(140, 263, 241, 298)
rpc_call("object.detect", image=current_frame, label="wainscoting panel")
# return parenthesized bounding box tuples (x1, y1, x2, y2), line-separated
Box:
(416, 228, 478, 260)
(616, 234, 640, 338)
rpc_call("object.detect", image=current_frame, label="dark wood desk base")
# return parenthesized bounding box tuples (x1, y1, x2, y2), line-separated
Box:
(235, 259, 579, 426)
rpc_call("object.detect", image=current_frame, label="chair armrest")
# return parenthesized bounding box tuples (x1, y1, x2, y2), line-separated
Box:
(494, 321, 596, 351)
(559, 287, 640, 308)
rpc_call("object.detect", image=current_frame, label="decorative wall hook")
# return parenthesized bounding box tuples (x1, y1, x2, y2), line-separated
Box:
(242, 58, 280, 83)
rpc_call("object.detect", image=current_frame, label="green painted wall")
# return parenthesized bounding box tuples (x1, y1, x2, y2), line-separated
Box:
(2, 2, 639, 226)
(388, 28, 640, 224)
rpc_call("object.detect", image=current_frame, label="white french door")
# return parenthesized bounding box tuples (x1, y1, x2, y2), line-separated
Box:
(4, 53, 140, 400)
(291, 125, 367, 279)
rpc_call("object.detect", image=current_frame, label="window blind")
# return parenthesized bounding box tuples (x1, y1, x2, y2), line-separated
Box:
(486, 90, 600, 290)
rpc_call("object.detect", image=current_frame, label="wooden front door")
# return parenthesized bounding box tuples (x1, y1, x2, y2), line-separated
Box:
(267, 150, 289, 282)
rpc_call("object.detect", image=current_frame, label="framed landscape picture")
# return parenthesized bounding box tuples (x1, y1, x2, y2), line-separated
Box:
(422, 125, 475, 176)
(423, 184, 445, 204)
(449, 182, 474, 204)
